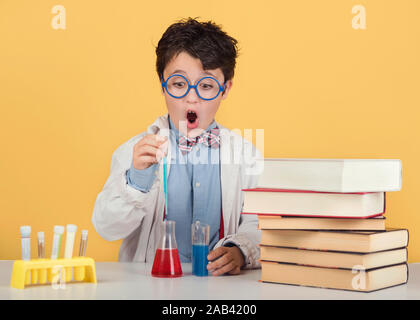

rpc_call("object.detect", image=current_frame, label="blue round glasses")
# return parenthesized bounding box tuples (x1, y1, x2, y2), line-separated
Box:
(161, 74, 225, 101)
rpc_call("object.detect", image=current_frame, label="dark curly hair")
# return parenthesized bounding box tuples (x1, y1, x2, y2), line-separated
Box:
(155, 17, 239, 84)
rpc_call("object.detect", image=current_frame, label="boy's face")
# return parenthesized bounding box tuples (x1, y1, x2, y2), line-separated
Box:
(162, 51, 233, 138)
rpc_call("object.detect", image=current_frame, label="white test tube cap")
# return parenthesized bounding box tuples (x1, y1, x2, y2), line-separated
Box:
(37, 231, 44, 240)
(54, 225, 65, 234)
(81, 230, 88, 240)
(66, 224, 77, 233)
(20, 226, 31, 237)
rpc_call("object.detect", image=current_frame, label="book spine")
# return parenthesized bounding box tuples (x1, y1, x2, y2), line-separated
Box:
(243, 212, 385, 219)
(242, 188, 374, 195)
(406, 229, 410, 247)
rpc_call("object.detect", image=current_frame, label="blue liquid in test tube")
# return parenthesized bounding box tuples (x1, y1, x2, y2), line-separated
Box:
(192, 244, 209, 276)
(192, 221, 210, 276)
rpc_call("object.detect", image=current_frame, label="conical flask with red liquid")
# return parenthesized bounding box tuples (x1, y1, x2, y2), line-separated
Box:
(151, 220, 183, 278)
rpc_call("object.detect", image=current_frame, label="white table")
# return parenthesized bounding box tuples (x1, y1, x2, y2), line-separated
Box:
(1, 261, 419, 300)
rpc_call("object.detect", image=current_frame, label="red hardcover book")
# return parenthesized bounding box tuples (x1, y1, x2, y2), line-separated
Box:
(241, 188, 386, 219)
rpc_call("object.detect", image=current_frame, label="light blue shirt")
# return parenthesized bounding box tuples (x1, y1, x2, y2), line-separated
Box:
(126, 116, 222, 262)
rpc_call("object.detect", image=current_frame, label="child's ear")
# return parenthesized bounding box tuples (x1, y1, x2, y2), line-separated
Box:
(160, 78, 165, 95)
(221, 80, 233, 100)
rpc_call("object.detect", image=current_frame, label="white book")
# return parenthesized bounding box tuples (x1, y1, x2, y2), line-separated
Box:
(242, 189, 385, 218)
(256, 158, 402, 192)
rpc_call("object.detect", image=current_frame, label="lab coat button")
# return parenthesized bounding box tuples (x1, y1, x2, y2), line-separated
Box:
(195, 182, 200, 188)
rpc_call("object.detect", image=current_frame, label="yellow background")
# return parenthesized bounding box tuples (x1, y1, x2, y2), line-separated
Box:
(0, 0, 419, 262)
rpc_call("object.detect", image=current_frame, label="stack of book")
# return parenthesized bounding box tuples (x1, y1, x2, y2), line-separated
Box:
(242, 159, 409, 292)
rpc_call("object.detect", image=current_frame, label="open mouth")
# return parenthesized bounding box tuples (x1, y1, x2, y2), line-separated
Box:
(186, 110, 199, 129)
(187, 110, 197, 123)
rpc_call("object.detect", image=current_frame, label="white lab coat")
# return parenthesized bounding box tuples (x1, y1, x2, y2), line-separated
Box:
(92, 114, 263, 269)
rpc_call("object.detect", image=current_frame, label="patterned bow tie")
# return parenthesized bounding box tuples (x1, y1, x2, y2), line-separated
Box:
(178, 127, 220, 155)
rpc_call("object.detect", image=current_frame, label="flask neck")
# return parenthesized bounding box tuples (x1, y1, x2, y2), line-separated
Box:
(159, 220, 178, 250)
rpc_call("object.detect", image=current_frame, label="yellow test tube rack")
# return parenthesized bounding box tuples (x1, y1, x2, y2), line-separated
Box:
(10, 257, 97, 289)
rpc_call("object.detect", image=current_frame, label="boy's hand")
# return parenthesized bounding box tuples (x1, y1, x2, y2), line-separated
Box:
(207, 246, 245, 276)
(132, 134, 168, 170)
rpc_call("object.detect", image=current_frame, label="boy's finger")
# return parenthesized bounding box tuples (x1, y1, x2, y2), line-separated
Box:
(156, 135, 168, 144)
(211, 261, 236, 277)
(137, 155, 158, 165)
(158, 140, 169, 154)
(138, 135, 158, 146)
(135, 145, 159, 157)
(207, 252, 231, 271)
(156, 148, 168, 162)
(138, 135, 167, 148)
(207, 247, 227, 261)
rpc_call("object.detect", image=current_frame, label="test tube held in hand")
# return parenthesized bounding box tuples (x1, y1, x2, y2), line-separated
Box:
(163, 157, 168, 220)
(51, 225, 64, 259)
(79, 230, 88, 256)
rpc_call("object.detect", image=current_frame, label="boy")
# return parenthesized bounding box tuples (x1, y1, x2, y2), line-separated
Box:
(92, 18, 262, 276)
